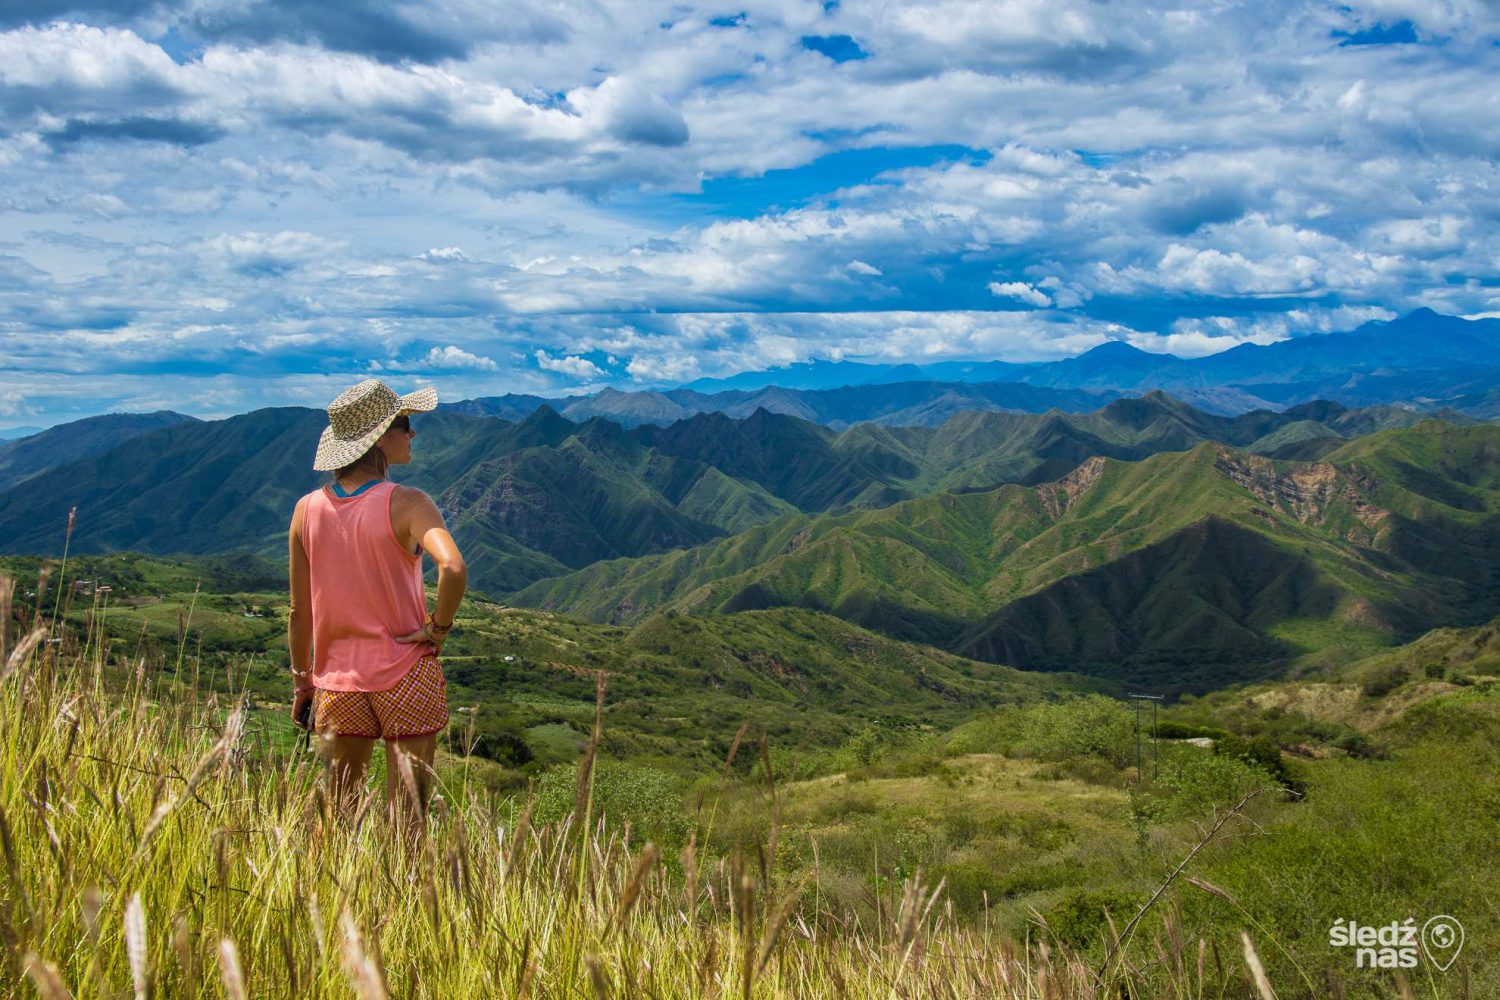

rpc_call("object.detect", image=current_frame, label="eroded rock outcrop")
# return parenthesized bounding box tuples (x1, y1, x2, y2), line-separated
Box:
(1038, 455, 1107, 518)
(1214, 451, 1387, 529)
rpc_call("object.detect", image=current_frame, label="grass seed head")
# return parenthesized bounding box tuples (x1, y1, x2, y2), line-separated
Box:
(1240, 932, 1275, 1000)
(23, 952, 74, 1000)
(125, 893, 148, 1000)
(0, 626, 46, 684)
(340, 909, 389, 1000)
(611, 842, 659, 932)
(585, 952, 609, 1000)
(218, 938, 247, 1000)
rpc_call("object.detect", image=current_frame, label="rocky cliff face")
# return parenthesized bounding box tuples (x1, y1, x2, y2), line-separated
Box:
(1214, 451, 1387, 531)
(1038, 455, 1107, 518)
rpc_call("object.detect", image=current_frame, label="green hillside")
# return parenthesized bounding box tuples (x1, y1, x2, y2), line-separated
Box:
(0, 409, 198, 492)
(516, 423, 1500, 689)
(1162, 612, 1500, 756)
(0, 549, 1095, 770)
(0, 407, 325, 556)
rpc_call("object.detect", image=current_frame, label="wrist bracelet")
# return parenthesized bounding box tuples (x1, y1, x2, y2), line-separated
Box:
(426, 613, 453, 637)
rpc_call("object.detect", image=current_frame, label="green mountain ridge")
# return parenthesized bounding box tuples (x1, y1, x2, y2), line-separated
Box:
(0, 394, 1473, 601)
(515, 423, 1500, 689)
(0, 410, 198, 493)
(446, 380, 1131, 428)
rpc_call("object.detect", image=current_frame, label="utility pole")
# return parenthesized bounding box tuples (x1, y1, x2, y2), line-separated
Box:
(1128, 693, 1163, 781)
(1133, 698, 1141, 779)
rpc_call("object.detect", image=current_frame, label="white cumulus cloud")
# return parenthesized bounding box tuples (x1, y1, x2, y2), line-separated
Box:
(988, 281, 1052, 308)
(418, 246, 471, 263)
(422, 345, 498, 370)
(534, 349, 604, 378)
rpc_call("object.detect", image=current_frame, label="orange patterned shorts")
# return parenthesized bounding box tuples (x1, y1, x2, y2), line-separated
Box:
(313, 655, 448, 740)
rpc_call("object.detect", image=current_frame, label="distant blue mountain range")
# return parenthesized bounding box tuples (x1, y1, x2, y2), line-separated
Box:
(5, 311, 1496, 459)
(450, 310, 1500, 426)
(681, 309, 1500, 394)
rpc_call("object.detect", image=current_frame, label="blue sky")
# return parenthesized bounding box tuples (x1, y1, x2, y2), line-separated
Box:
(0, 0, 1498, 427)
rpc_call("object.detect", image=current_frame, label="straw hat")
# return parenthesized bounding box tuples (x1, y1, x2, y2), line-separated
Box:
(312, 379, 437, 471)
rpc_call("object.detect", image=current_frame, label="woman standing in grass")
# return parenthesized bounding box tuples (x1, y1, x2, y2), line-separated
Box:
(287, 379, 468, 830)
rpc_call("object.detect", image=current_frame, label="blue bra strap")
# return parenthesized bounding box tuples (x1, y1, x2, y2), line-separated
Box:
(331, 479, 381, 498)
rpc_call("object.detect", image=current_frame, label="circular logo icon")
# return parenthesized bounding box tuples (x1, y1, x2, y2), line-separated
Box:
(1421, 915, 1464, 972)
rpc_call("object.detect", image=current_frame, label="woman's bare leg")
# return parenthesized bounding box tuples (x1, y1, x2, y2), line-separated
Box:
(317, 733, 375, 816)
(385, 732, 439, 845)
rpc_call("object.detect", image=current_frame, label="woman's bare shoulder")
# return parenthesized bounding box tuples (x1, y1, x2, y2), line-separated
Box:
(390, 483, 436, 505)
(390, 484, 441, 520)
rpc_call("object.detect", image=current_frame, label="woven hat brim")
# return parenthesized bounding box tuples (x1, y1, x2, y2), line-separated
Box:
(398, 386, 438, 414)
(310, 385, 438, 471)
(312, 422, 388, 472)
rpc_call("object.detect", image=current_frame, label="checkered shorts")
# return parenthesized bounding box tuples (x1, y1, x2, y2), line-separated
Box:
(313, 654, 448, 740)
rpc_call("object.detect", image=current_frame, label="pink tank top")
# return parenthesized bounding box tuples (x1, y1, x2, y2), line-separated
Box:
(302, 480, 431, 692)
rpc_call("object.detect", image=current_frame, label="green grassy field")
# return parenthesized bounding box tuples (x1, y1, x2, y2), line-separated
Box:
(3, 550, 1497, 996)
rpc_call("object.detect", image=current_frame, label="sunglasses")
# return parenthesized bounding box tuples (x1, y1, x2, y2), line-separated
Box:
(390, 414, 412, 434)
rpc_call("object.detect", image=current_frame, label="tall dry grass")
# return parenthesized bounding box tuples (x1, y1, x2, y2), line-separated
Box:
(0, 571, 1279, 998)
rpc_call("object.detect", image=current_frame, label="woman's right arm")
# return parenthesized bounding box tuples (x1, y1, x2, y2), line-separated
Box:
(287, 497, 315, 709)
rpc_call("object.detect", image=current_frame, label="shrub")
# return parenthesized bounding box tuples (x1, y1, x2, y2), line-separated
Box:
(939, 809, 981, 847)
(941, 696, 1133, 766)
(1360, 662, 1407, 698)
(942, 729, 982, 756)
(458, 712, 537, 768)
(1330, 730, 1381, 759)
(1042, 888, 1136, 948)
(1214, 734, 1305, 798)
(1153, 720, 1228, 740)
(473, 728, 534, 768)
(1151, 746, 1273, 818)
(1018, 696, 1134, 768)
(769, 744, 840, 782)
(932, 860, 1005, 914)
(535, 760, 688, 847)
(1191, 735, 1500, 992)
(840, 725, 889, 769)
(848, 749, 948, 782)
(813, 785, 881, 821)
